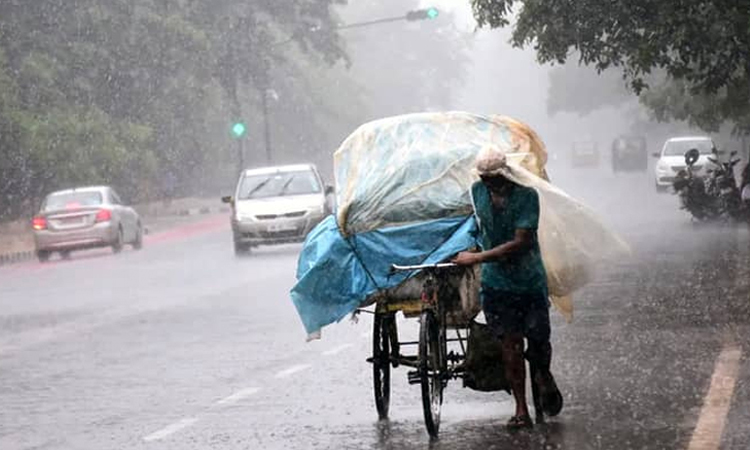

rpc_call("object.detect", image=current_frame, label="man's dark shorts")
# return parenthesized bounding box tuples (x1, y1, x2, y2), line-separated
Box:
(481, 288, 550, 343)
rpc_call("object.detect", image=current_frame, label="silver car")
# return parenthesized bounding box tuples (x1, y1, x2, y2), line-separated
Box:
(223, 164, 334, 255)
(32, 186, 143, 262)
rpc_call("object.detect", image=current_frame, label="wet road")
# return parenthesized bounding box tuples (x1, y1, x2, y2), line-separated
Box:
(1, 168, 749, 450)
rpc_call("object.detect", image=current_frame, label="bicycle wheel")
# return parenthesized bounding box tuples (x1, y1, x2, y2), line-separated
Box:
(419, 310, 444, 437)
(373, 313, 391, 420)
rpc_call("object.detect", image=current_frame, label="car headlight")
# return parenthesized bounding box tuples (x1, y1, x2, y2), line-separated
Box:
(235, 211, 255, 221)
(309, 204, 325, 216)
(656, 162, 669, 173)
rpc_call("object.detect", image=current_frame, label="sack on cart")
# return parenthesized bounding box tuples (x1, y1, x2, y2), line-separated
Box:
(368, 264, 482, 327)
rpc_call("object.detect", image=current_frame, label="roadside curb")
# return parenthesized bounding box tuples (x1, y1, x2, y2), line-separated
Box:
(177, 206, 230, 217)
(0, 250, 35, 266)
(0, 207, 231, 267)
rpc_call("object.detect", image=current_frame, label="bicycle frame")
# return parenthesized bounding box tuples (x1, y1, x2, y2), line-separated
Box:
(368, 262, 471, 437)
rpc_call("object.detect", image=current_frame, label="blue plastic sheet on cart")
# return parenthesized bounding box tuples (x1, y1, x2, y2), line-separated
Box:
(290, 215, 477, 335)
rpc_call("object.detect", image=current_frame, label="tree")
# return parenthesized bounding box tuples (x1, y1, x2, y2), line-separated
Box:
(0, 0, 349, 220)
(470, 0, 750, 133)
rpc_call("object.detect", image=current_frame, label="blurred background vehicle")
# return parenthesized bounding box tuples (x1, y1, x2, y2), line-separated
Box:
(611, 135, 647, 172)
(653, 136, 716, 193)
(570, 140, 600, 168)
(222, 164, 334, 255)
(32, 186, 143, 262)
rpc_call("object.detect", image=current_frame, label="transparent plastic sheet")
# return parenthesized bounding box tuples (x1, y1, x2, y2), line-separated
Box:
(498, 164, 631, 319)
(331, 112, 630, 320)
(334, 112, 550, 235)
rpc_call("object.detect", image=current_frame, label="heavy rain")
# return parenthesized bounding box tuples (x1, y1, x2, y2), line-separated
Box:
(1, 1, 749, 449)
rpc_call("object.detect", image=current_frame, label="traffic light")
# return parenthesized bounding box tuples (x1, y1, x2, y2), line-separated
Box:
(405, 7, 439, 21)
(231, 122, 246, 138)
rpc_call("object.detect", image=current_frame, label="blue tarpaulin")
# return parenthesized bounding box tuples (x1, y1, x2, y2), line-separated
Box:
(290, 215, 477, 335)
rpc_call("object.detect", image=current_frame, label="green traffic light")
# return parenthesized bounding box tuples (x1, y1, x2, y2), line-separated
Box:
(232, 122, 246, 138)
(426, 7, 439, 19)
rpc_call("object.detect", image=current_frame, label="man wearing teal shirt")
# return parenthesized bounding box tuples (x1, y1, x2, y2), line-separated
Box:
(453, 149, 561, 429)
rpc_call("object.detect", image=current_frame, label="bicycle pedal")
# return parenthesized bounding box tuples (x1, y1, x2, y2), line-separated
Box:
(407, 370, 421, 385)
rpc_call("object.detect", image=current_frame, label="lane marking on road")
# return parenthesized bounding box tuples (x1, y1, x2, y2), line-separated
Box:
(143, 417, 199, 442)
(216, 387, 261, 406)
(687, 344, 742, 450)
(275, 364, 311, 379)
(322, 343, 354, 356)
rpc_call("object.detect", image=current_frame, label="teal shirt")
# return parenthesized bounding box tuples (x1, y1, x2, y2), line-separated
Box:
(471, 181, 549, 302)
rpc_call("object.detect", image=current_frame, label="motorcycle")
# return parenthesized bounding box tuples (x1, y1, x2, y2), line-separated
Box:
(741, 162, 750, 222)
(672, 148, 743, 222)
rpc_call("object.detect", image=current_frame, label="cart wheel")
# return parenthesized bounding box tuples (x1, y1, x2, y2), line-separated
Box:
(419, 310, 444, 438)
(373, 313, 391, 420)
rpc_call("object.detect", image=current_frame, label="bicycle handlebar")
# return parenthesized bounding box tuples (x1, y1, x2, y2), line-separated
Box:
(390, 262, 457, 273)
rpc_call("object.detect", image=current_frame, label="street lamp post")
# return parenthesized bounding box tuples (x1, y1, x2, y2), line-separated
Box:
(261, 87, 272, 164)
(244, 7, 440, 165)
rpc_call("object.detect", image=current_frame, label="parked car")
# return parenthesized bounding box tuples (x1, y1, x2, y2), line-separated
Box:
(611, 135, 647, 172)
(222, 164, 334, 255)
(32, 186, 143, 262)
(570, 140, 600, 168)
(653, 136, 717, 193)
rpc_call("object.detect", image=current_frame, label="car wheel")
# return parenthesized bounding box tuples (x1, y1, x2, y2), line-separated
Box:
(60, 250, 72, 260)
(132, 223, 143, 250)
(655, 183, 668, 193)
(37, 250, 50, 263)
(234, 240, 250, 256)
(112, 227, 124, 254)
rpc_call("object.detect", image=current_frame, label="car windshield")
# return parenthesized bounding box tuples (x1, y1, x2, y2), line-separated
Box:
(663, 140, 714, 156)
(573, 142, 596, 153)
(614, 137, 645, 151)
(238, 170, 321, 199)
(43, 191, 103, 211)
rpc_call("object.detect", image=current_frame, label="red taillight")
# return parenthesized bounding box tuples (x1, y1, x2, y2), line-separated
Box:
(32, 216, 47, 230)
(95, 209, 112, 222)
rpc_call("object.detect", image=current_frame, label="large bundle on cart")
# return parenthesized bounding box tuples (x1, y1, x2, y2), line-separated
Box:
(291, 112, 628, 338)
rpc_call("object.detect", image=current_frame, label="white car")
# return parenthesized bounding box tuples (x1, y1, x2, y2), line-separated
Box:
(222, 164, 334, 255)
(653, 136, 717, 192)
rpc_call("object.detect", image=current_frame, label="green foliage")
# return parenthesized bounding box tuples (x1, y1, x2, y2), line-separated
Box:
(640, 76, 750, 134)
(0, 0, 470, 220)
(471, 0, 750, 134)
(0, 0, 347, 220)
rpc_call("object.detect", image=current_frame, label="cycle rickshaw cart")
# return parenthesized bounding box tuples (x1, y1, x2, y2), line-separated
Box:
(290, 112, 629, 438)
(366, 260, 489, 438)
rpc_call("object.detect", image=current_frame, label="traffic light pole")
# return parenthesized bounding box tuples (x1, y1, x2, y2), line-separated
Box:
(335, 15, 413, 30)
(236, 137, 245, 174)
(262, 86, 272, 164)
(270, 8, 439, 46)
